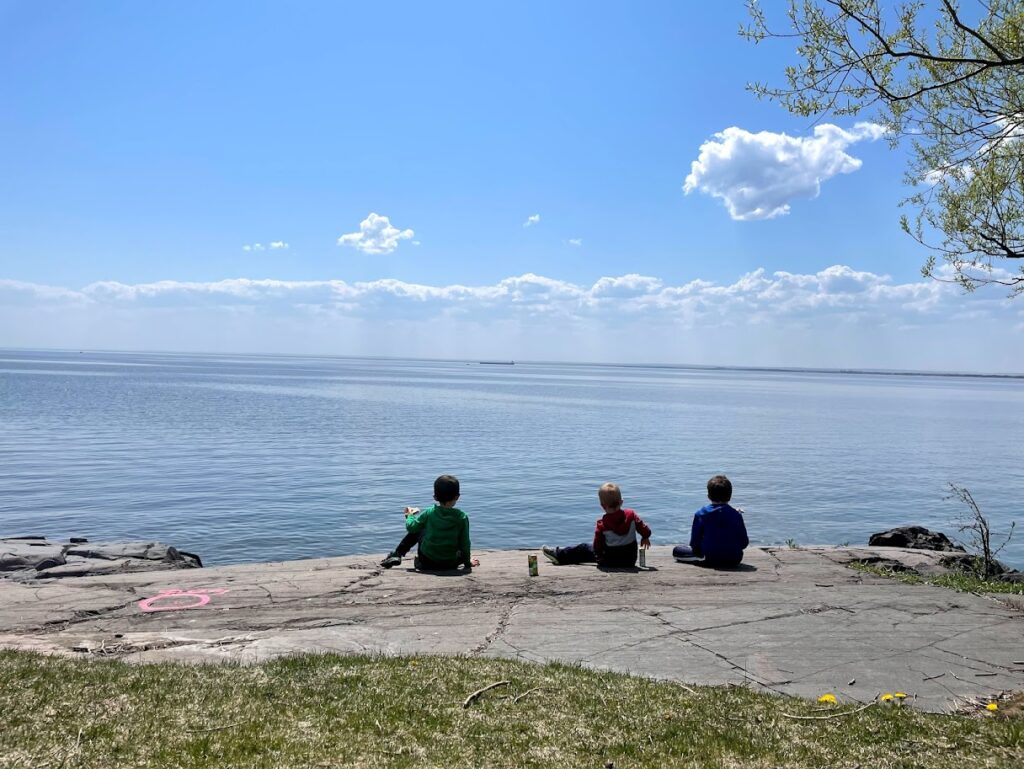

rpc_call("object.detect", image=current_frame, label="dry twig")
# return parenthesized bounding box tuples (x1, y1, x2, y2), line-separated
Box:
(781, 702, 875, 721)
(462, 680, 511, 708)
(510, 686, 543, 705)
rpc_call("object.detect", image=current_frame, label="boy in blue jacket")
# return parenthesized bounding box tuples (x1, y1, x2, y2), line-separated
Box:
(673, 475, 748, 568)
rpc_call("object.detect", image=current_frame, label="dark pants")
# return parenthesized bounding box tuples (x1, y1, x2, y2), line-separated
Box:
(557, 542, 638, 568)
(673, 544, 742, 568)
(393, 530, 461, 570)
(673, 545, 699, 560)
(555, 543, 597, 564)
(393, 530, 421, 557)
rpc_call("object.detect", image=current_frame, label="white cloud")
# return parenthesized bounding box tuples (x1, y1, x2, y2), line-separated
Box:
(243, 241, 289, 252)
(523, 214, 540, 228)
(568, 238, 583, 247)
(683, 122, 887, 220)
(4, 265, 1021, 372)
(5, 264, 1016, 326)
(589, 274, 662, 298)
(0, 278, 87, 304)
(338, 213, 415, 255)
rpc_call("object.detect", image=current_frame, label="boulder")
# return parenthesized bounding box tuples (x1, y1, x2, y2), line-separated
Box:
(868, 526, 965, 552)
(65, 542, 195, 563)
(938, 552, 1013, 576)
(0, 540, 67, 572)
(993, 571, 1024, 584)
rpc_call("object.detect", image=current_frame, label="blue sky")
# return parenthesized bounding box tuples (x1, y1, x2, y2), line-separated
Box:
(2, 1, 1021, 371)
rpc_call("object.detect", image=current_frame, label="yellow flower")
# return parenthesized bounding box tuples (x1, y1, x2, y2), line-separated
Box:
(986, 703, 999, 712)
(817, 693, 838, 704)
(894, 692, 907, 699)
(880, 693, 894, 702)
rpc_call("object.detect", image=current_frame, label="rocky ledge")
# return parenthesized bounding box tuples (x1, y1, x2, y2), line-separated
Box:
(866, 525, 1023, 582)
(0, 544, 1021, 713)
(0, 537, 202, 581)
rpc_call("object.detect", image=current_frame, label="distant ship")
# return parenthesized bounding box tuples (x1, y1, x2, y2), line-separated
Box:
(479, 360, 515, 365)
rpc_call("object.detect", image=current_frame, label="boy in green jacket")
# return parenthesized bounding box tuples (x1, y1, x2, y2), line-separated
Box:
(380, 474, 478, 572)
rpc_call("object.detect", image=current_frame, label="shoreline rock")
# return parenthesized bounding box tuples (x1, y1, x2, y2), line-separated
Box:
(867, 525, 965, 552)
(0, 537, 202, 581)
(866, 525, 1019, 579)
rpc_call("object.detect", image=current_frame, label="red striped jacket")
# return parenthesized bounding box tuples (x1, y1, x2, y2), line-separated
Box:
(593, 508, 651, 564)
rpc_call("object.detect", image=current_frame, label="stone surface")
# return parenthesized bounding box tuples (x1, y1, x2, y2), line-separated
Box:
(0, 539, 68, 571)
(0, 537, 201, 580)
(868, 526, 965, 552)
(0, 545, 1020, 712)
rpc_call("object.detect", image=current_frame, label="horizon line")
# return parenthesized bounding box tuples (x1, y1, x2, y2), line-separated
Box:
(3, 346, 1023, 381)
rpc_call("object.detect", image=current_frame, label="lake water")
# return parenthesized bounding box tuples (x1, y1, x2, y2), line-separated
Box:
(1, 349, 1022, 567)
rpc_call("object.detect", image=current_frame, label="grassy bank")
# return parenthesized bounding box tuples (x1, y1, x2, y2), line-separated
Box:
(850, 562, 1024, 595)
(1, 651, 1020, 768)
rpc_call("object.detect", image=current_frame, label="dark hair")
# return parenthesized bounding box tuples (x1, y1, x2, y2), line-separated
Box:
(433, 474, 460, 504)
(707, 474, 732, 503)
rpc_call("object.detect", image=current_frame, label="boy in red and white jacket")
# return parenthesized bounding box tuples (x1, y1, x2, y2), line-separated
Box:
(542, 483, 651, 567)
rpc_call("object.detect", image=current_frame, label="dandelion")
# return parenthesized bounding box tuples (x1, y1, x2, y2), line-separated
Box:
(880, 693, 894, 702)
(986, 703, 999, 712)
(817, 693, 838, 705)
(894, 692, 907, 699)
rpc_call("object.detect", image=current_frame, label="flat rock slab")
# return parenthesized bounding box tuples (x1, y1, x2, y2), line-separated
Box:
(1, 537, 200, 579)
(1, 546, 1021, 712)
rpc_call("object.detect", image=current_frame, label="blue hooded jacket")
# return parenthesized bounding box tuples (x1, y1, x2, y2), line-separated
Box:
(690, 502, 749, 564)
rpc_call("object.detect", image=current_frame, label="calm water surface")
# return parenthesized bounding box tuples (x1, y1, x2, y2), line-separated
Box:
(2, 350, 1022, 567)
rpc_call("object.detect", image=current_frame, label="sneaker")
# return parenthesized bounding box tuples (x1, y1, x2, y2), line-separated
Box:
(380, 553, 402, 569)
(413, 555, 422, 571)
(541, 546, 560, 565)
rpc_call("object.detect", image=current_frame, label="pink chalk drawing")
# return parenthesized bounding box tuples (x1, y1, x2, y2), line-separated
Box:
(138, 588, 229, 613)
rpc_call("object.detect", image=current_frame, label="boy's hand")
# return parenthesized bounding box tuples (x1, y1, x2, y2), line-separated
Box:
(404, 506, 420, 517)
(640, 537, 651, 549)
(471, 557, 480, 567)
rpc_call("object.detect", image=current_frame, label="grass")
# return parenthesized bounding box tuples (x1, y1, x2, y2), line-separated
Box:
(850, 562, 1024, 595)
(1, 651, 1022, 768)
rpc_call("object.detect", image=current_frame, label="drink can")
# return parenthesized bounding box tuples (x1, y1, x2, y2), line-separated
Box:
(638, 549, 646, 568)
(528, 554, 538, 577)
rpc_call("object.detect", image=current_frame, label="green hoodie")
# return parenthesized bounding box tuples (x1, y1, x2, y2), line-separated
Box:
(405, 505, 471, 566)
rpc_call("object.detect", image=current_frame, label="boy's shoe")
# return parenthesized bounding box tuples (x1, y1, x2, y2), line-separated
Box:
(380, 553, 402, 569)
(541, 546, 560, 565)
(413, 555, 422, 571)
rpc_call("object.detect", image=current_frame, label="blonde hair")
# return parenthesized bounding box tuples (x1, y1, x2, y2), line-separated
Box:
(598, 482, 623, 509)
